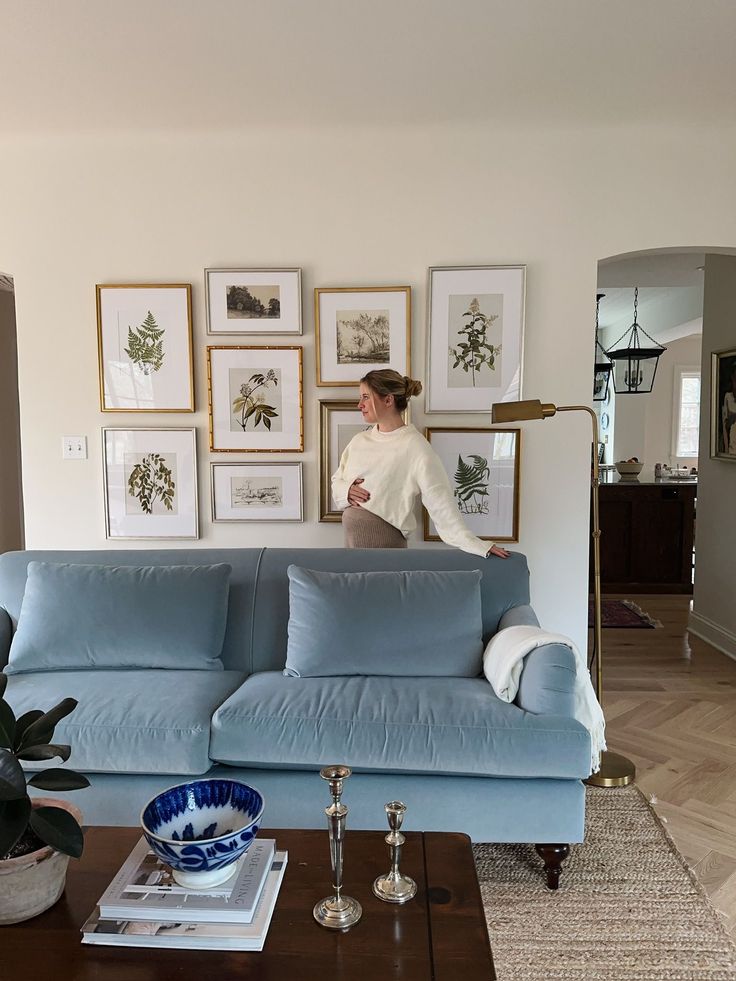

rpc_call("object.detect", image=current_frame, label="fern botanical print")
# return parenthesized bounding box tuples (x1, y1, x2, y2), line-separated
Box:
(125, 311, 165, 374)
(454, 453, 490, 515)
(231, 369, 280, 431)
(127, 453, 175, 514)
(449, 297, 501, 387)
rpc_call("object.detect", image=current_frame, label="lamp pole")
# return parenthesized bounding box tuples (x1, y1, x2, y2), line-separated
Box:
(491, 399, 634, 787)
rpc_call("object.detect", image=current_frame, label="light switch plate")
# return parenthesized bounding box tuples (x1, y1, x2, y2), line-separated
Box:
(62, 436, 87, 460)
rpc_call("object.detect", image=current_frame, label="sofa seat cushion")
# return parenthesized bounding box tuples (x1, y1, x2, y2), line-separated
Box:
(4, 670, 245, 776)
(210, 672, 591, 779)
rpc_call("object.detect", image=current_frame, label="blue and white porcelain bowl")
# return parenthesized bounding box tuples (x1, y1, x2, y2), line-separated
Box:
(140, 779, 264, 888)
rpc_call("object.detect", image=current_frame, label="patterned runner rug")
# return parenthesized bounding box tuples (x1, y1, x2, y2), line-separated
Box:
(474, 786, 736, 980)
(588, 598, 663, 628)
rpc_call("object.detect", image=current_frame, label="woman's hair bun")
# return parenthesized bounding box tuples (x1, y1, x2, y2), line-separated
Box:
(403, 376, 423, 398)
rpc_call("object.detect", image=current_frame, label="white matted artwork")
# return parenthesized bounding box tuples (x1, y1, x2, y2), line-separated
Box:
(315, 286, 411, 386)
(319, 399, 408, 521)
(426, 266, 525, 412)
(103, 428, 198, 539)
(205, 268, 302, 335)
(424, 428, 520, 542)
(207, 346, 303, 452)
(96, 284, 194, 411)
(211, 462, 303, 521)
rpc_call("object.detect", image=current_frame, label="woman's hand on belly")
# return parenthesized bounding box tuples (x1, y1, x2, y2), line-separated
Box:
(347, 477, 371, 507)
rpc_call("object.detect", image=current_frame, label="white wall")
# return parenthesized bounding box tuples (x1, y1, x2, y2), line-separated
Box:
(2, 124, 736, 651)
(613, 334, 702, 467)
(690, 254, 736, 659)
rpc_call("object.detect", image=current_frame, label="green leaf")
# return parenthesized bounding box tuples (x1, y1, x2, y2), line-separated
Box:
(30, 806, 84, 858)
(0, 673, 7, 699)
(0, 698, 15, 750)
(0, 749, 26, 800)
(19, 698, 77, 751)
(13, 710, 44, 751)
(27, 768, 89, 791)
(0, 798, 32, 857)
(16, 743, 71, 763)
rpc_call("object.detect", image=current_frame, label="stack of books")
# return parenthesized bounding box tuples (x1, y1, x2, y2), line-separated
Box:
(81, 836, 287, 951)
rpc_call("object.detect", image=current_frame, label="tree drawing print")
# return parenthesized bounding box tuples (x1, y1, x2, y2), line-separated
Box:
(232, 369, 279, 431)
(449, 298, 501, 386)
(454, 454, 490, 515)
(336, 311, 390, 364)
(127, 453, 175, 514)
(124, 311, 165, 374)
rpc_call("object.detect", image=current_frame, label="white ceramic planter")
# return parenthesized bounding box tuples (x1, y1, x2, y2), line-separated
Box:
(0, 798, 83, 925)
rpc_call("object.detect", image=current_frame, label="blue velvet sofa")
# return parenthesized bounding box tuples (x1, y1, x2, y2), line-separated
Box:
(0, 548, 590, 888)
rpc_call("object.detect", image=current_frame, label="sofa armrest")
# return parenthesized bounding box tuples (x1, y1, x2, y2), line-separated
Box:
(498, 604, 540, 630)
(0, 607, 11, 670)
(497, 605, 577, 717)
(516, 643, 577, 717)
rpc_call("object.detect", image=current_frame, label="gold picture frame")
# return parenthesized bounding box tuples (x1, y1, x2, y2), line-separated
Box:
(207, 345, 304, 452)
(711, 347, 736, 461)
(319, 398, 409, 521)
(424, 427, 521, 543)
(96, 284, 194, 412)
(314, 286, 411, 386)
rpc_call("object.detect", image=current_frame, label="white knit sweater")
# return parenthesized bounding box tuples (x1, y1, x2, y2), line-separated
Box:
(331, 424, 491, 557)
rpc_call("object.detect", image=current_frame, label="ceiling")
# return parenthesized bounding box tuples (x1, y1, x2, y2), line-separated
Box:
(1, 1, 736, 133)
(596, 252, 710, 343)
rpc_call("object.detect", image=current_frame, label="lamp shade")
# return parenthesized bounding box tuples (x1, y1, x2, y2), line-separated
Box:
(593, 292, 612, 402)
(606, 346, 663, 394)
(492, 399, 555, 423)
(604, 288, 666, 395)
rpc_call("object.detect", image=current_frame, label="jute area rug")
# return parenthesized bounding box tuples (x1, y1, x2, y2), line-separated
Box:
(473, 786, 736, 981)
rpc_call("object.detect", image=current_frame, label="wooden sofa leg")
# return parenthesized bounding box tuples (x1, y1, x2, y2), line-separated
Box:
(535, 844, 570, 890)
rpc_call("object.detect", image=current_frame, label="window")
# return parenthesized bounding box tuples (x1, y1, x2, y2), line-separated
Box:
(672, 367, 701, 458)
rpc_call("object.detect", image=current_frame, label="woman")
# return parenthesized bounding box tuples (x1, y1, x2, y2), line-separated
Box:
(331, 369, 510, 558)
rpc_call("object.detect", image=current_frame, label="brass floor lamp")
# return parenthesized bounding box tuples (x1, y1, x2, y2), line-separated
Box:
(491, 399, 635, 787)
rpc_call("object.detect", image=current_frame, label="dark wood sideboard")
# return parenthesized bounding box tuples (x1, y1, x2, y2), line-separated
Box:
(592, 478, 696, 594)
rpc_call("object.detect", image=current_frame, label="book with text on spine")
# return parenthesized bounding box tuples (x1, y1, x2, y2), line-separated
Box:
(97, 836, 275, 923)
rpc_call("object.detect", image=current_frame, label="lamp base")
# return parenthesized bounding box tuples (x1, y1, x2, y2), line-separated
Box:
(585, 750, 636, 788)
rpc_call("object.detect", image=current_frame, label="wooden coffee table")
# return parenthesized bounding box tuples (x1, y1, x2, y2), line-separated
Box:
(3, 827, 495, 980)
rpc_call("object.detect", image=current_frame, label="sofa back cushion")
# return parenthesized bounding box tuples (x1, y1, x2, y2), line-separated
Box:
(251, 549, 531, 674)
(6, 562, 232, 673)
(284, 565, 484, 677)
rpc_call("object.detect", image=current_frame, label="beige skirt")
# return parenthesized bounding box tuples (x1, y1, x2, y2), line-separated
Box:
(342, 507, 407, 549)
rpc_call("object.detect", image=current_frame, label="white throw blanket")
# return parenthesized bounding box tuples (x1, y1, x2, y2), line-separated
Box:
(482, 625, 606, 774)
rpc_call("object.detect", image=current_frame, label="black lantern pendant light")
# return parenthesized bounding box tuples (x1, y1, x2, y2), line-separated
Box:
(605, 287, 667, 395)
(593, 292, 612, 402)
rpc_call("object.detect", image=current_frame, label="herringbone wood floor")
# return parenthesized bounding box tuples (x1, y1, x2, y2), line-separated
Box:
(599, 594, 736, 939)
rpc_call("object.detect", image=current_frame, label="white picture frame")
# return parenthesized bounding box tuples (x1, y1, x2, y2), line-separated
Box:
(96, 284, 194, 412)
(315, 286, 411, 386)
(205, 268, 302, 335)
(207, 346, 304, 452)
(211, 462, 303, 522)
(426, 265, 526, 412)
(424, 427, 520, 542)
(102, 428, 198, 540)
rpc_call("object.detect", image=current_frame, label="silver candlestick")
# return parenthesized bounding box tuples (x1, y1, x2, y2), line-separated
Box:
(373, 800, 417, 904)
(313, 764, 362, 930)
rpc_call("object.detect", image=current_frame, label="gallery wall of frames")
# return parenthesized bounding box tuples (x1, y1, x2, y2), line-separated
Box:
(95, 266, 525, 542)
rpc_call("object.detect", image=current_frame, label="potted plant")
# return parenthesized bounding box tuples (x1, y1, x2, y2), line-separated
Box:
(0, 674, 89, 924)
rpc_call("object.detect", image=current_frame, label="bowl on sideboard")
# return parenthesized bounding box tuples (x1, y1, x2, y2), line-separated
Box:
(614, 461, 644, 479)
